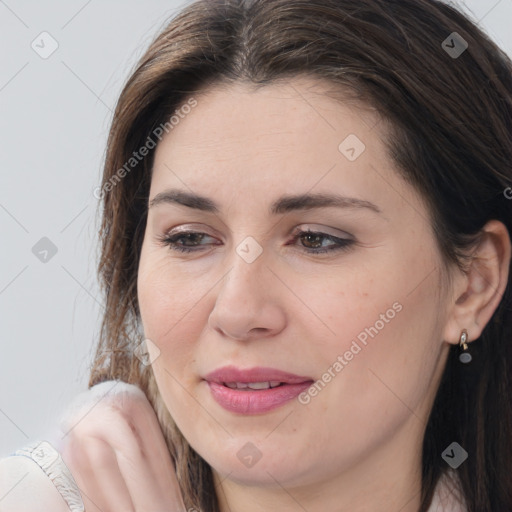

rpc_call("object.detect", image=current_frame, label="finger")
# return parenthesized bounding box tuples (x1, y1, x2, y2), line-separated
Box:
(63, 436, 135, 512)
(106, 415, 186, 512)
(62, 386, 187, 512)
(116, 393, 186, 503)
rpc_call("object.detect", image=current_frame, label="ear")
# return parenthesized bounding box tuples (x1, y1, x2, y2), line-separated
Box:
(443, 220, 511, 345)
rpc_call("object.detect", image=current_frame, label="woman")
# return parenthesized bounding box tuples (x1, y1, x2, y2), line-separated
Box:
(1, 0, 511, 510)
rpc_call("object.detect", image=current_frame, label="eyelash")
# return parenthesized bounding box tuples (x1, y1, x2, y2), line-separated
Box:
(156, 229, 355, 255)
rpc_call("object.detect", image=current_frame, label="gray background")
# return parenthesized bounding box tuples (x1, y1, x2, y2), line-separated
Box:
(1, 0, 511, 457)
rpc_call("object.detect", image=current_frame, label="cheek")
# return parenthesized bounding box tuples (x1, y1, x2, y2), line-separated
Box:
(294, 244, 443, 401)
(317, 270, 442, 428)
(281, 262, 397, 363)
(138, 252, 207, 349)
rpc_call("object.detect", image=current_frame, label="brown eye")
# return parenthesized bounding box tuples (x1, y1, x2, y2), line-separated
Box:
(300, 232, 327, 249)
(293, 229, 355, 254)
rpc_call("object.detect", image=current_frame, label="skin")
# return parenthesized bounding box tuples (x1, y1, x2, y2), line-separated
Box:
(137, 75, 511, 512)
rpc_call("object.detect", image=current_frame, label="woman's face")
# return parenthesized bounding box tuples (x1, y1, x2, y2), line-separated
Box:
(137, 77, 455, 491)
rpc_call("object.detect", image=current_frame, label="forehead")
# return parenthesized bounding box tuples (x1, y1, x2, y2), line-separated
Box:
(148, 76, 429, 229)
(159, 77, 379, 145)
(152, 77, 383, 179)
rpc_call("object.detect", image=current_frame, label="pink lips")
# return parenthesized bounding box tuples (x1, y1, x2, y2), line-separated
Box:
(203, 366, 314, 414)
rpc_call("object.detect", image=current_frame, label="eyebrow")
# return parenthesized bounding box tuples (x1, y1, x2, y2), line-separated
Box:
(148, 189, 382, 215)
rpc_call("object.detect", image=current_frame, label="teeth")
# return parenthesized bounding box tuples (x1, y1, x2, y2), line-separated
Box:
(248, 382, 270, 390)
(224, 381, 283, 390)
(224, 382, 248, 389)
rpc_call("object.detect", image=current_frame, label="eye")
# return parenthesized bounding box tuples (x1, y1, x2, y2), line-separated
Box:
(157, 231, 219, 253)
(156, 227, 355, 255)
(289, 228, 355, 254)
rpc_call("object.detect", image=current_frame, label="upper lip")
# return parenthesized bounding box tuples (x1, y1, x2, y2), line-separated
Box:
(203, 366, 314, 385)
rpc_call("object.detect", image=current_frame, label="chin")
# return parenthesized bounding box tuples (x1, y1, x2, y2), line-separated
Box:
(202, 447, 317, 488)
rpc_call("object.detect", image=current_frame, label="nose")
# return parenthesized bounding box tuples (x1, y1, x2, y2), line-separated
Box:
(207, 247, 287, 342)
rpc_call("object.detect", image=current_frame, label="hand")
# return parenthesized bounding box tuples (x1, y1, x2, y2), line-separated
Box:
(58, 381, 187, 512)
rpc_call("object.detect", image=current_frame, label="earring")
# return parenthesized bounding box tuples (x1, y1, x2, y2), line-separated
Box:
(458, 329, 472, 364)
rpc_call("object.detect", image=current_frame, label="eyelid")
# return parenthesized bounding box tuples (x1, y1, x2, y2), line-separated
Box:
(291, 224, 353, 240)
(165, 223, 222, 238)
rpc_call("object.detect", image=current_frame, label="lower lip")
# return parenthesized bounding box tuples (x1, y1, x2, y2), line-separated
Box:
(206, 381, 313, 414)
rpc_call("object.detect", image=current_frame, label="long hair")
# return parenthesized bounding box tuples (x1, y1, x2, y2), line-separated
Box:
(89, 1, 512, 510)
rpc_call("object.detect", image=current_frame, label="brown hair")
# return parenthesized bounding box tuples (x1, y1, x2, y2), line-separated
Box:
(89, 0, 512, 510)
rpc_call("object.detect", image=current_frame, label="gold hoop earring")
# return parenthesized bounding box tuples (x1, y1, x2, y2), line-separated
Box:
(458, 329, 472, 364)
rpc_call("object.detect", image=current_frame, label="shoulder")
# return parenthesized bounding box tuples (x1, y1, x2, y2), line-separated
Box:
(0, 452, 72, 511)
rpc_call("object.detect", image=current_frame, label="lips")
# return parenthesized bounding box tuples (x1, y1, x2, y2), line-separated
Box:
(204, 366, 313, 385)
(203, 366, 314, 414)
